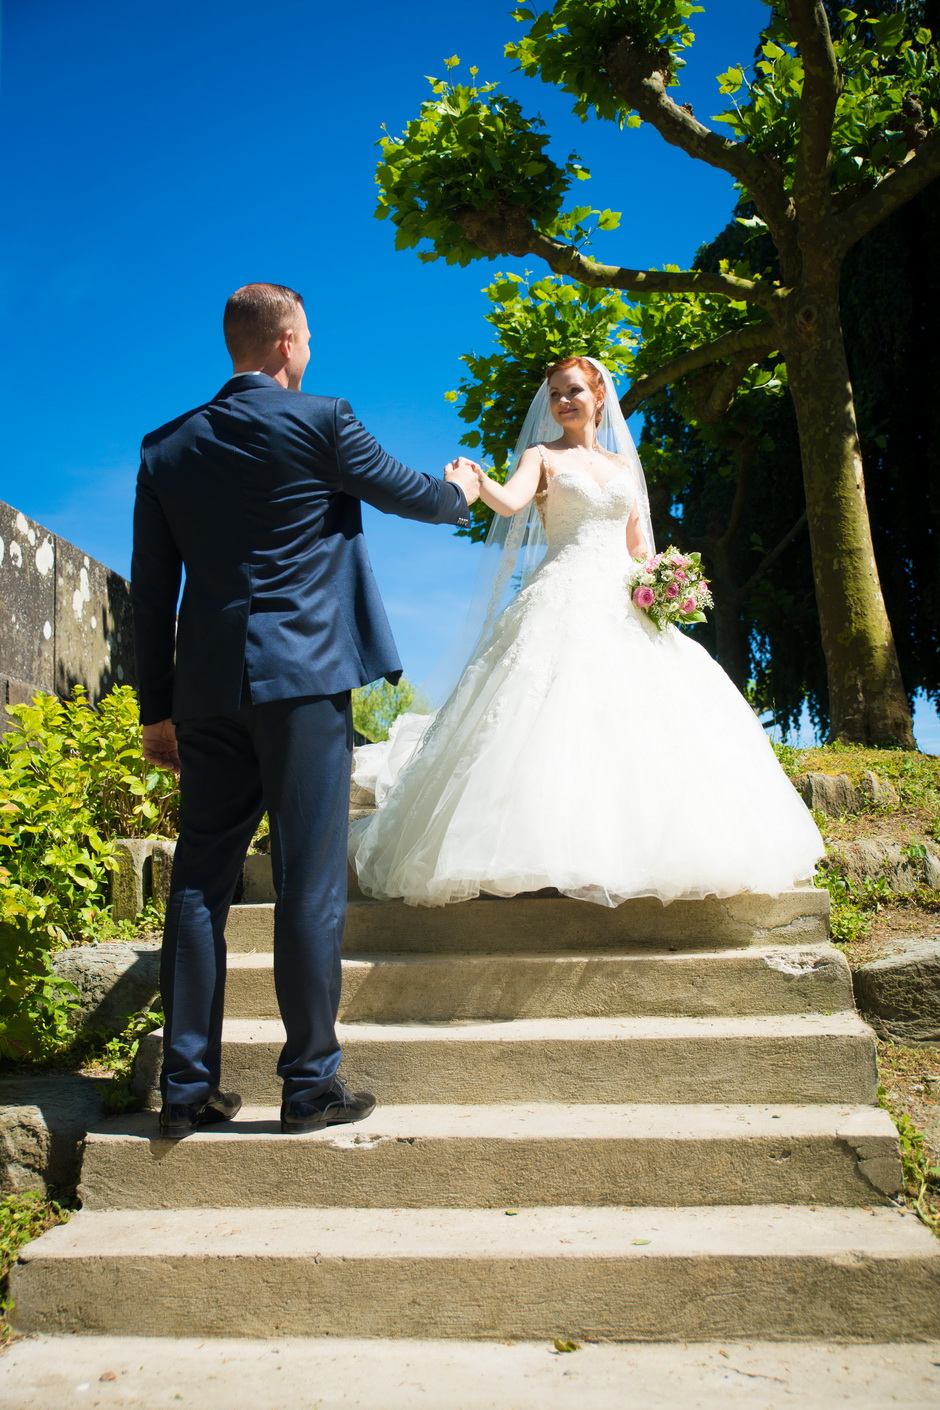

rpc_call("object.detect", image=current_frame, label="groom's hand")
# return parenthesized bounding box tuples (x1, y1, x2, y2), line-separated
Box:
(142, 719, 181, 774)
(444, 457, 481, 507)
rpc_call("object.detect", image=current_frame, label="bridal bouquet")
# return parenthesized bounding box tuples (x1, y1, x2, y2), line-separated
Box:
(629, 547, 713, 631)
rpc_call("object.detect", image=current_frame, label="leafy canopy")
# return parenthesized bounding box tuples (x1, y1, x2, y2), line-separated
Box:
(377, 5, 940, 274)
(712, 6, 940, 192)
(509, 0, 704, 123)
(375, 57, 592, 267)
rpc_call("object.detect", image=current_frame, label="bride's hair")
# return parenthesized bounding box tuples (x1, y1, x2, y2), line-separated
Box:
(544, 356, 606, 426)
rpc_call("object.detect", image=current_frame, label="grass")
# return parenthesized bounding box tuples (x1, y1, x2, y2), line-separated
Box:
(0, 1193, 71, 1342)
(877, 1041, 940, 1234)
(771, 745, 940, 1237)
(770, 743, 940, 952)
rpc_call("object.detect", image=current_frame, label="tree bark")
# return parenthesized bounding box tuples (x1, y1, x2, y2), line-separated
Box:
(711, 577, 751, 689)
(780, 289, 915, 746)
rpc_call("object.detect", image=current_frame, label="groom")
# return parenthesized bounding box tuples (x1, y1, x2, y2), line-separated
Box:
(132, 282, 479, 1137)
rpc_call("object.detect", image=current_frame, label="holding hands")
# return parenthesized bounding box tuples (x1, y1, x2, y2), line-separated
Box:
(444, 456, 482, 507)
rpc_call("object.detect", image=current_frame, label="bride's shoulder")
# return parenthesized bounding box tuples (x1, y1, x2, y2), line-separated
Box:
(529, 438, 567, 463)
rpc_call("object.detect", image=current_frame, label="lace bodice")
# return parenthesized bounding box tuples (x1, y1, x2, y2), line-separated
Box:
(535, 447, 635, 564)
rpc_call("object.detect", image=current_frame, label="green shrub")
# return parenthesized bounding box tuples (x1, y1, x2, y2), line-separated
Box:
(0, 687, 178, 1060)
(352, 677, 426, 743)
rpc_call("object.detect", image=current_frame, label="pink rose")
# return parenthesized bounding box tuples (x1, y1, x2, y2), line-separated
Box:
(680, 597, 696, 614)
(665, 582, 680, 598)
(633, 585, 656, 609)
(674, 569, 688, 583)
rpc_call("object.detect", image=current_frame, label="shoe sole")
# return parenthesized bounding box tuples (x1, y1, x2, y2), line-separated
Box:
(280, 1101, 377, 1136)
(158, 1121, 197, 1140)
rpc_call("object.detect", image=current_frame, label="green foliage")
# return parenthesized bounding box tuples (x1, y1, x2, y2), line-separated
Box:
(626, 260, 781, 386)
(878, 1085, 940, 1233)
(352, 678, 426, 743)
(375, 64, 589, 267)
(448, 272, 635, 539)
(792, 741, 940, 810)
(714, 6, 940, 196)
(509, 1, 704, 122)
(0, 1192, 70, 1334)
(820, 864, 894, 942)
(0, 687, 177, 1061)
(88, 1005, 165, 1114)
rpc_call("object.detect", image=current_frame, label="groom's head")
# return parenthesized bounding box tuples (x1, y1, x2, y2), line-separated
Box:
(224, 283, 310, 389)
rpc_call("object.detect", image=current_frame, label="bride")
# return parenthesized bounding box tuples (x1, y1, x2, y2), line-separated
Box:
(349, 356, 823, 908)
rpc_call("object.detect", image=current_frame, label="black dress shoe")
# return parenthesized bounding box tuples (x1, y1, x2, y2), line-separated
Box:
(280, 1076, 376, 1134)
(158, 1089, 243, 1139)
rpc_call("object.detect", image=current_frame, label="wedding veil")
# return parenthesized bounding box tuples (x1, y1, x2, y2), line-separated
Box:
(426, 357, 655, 706)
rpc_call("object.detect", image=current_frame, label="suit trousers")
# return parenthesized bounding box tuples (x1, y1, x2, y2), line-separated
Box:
(160, 690, 352, 1107)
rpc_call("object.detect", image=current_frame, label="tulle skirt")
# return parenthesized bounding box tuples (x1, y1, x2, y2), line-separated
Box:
(349, 558, 823, 908)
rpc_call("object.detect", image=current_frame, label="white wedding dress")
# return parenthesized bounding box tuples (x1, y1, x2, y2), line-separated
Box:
(349, 452, 823, 908)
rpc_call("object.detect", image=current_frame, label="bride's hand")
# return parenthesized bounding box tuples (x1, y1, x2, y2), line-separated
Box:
(444, 457, 481, 506)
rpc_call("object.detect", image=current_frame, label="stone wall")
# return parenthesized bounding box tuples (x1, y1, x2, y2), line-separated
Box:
(0, 498, 136, 716)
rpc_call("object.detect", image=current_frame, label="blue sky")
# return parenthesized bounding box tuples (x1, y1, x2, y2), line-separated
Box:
(1, 0, 936, 749)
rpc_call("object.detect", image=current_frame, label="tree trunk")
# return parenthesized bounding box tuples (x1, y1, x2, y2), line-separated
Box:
(706, 541, 751, 690)
(781, 290, 915, 746)
(712, 591, 750, 690)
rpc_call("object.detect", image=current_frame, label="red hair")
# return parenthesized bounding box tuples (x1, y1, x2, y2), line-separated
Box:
(545, 356, 605, 425)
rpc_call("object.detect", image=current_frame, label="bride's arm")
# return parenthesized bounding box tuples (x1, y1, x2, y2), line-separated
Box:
(475, 447, 544, 518)
(626, 504, 649, 559)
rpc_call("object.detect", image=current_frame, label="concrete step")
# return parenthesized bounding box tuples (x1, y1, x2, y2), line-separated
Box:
(6, 1335, 940, 1409)
(225, 945, 854, 1022)
(132, 1014, 878, 1108)
(226, 888, 829, 955)
(14, 1205, 940, 1340)
(79, 1103, 901, 1211)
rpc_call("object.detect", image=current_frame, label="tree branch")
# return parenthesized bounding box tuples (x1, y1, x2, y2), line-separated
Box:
(835, 129, 940, 254)
(526, 231, 778, 308)
(786, 0, 840, 224)
(689, 353, 762, 425)
(717, 435, 756, 552)
(454, 208, 781, 308)
(734, 511, 808, 607)
(620, 324, 777, 418)
(603, 35, 799, 272)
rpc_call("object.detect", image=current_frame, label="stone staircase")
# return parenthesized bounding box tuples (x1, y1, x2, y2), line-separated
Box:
(12, 877, 940, 1341)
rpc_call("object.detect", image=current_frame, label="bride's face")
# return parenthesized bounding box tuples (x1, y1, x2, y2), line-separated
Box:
(548, 371, 601, 430)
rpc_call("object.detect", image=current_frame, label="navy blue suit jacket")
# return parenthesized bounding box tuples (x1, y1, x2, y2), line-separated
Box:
(132, 373, 470, 724)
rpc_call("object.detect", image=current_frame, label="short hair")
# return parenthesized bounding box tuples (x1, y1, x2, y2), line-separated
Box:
(223, 283, 305, 363)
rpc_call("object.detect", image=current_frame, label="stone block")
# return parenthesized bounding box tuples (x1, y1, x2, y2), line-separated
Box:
(54, 537, 135, 705)
(52, 943, 161, 1035)
(0, 500, 55, 690)
(792, 770, 901, 818)
(853, 941, 940, 1044)
(827, 838, 940, 894)
(856, 769, 900, 810)
(149, 840, 176, 910)
(242, 853, 276, 903)
(349, 780, 377, 822)
(0, 1075, 107, 1196)
(110, 839, 154, 920)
